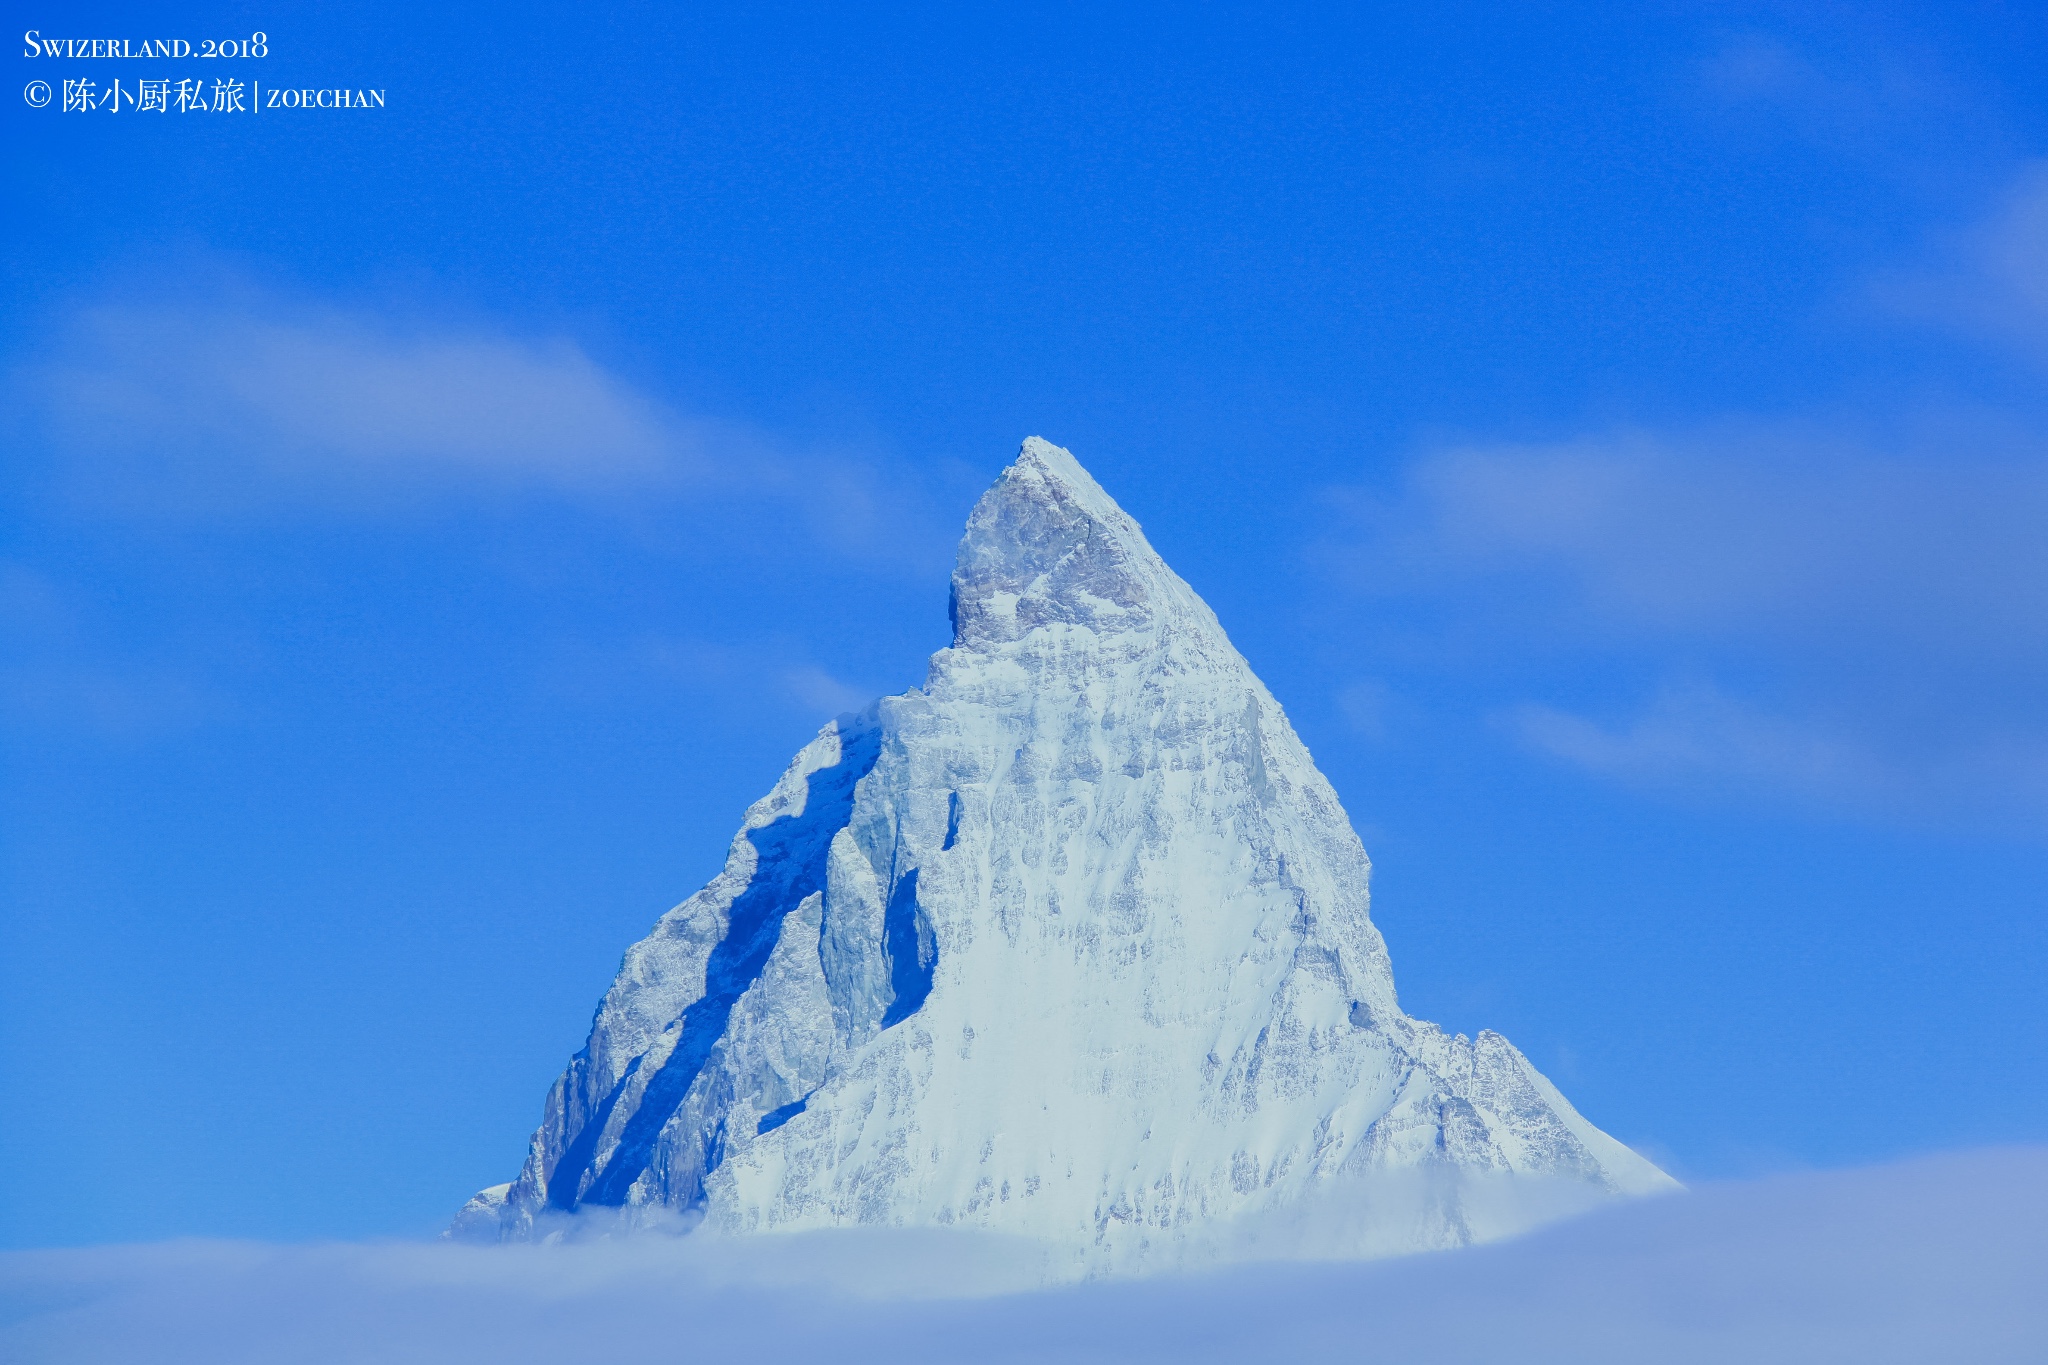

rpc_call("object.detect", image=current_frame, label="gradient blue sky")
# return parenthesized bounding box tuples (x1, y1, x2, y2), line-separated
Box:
(3, 2, 2045, 1249)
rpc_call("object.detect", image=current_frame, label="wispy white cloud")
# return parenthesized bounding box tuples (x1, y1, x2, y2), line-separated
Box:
(3, 1149, 2042, 1363)
(1325, 417, 2048, 825)
(1334, 680, 1393, 741)
(0, 662, 224, 741)
(1872, 159, 2048, 366)
(1322, 157, 2048, 827)
(22, 300, 693, 510)
(1355, 427, 2048, 655)
(1688, 25, 1985, 162)
(533, 635, 895, 731)
(6, 279, 963, 575)
(0, 564, 229, 741)
(780, 664, 876, 717)
(1696, 32, 1905, 127)
(1, 281, 967, 749)
(1506, 685, 1895, 806)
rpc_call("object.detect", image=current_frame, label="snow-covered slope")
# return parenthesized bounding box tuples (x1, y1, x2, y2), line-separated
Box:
(454, 438, 1674, 1273)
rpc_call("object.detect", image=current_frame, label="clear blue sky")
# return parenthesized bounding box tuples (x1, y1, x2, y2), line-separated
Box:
(3, 2, 2044, 1249)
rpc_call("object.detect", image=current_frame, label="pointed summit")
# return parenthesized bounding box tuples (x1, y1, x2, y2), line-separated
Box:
(1010, 435, 1123, 513)
(950, 437, 1190, 647)
(456, 438, 1674, 1276)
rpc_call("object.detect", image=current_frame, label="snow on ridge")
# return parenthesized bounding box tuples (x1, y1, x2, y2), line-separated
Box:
(456, 438, 1675, 1276)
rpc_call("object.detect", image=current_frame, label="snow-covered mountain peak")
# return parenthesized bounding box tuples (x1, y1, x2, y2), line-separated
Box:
(950, 436, 1202, 647)
(455, 437, 1676, 1276)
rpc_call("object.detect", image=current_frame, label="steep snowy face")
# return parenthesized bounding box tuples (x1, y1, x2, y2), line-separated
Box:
(456, 438, 1674, 1272)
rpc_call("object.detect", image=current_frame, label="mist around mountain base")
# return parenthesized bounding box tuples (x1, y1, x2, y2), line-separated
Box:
(5, 1148, 2043, 1365)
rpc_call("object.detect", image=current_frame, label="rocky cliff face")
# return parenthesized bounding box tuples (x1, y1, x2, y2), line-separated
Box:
(454, 438, 1674, 1274)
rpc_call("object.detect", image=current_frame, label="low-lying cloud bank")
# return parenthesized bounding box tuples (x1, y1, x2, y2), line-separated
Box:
(5, 1148, 2042, 1364)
